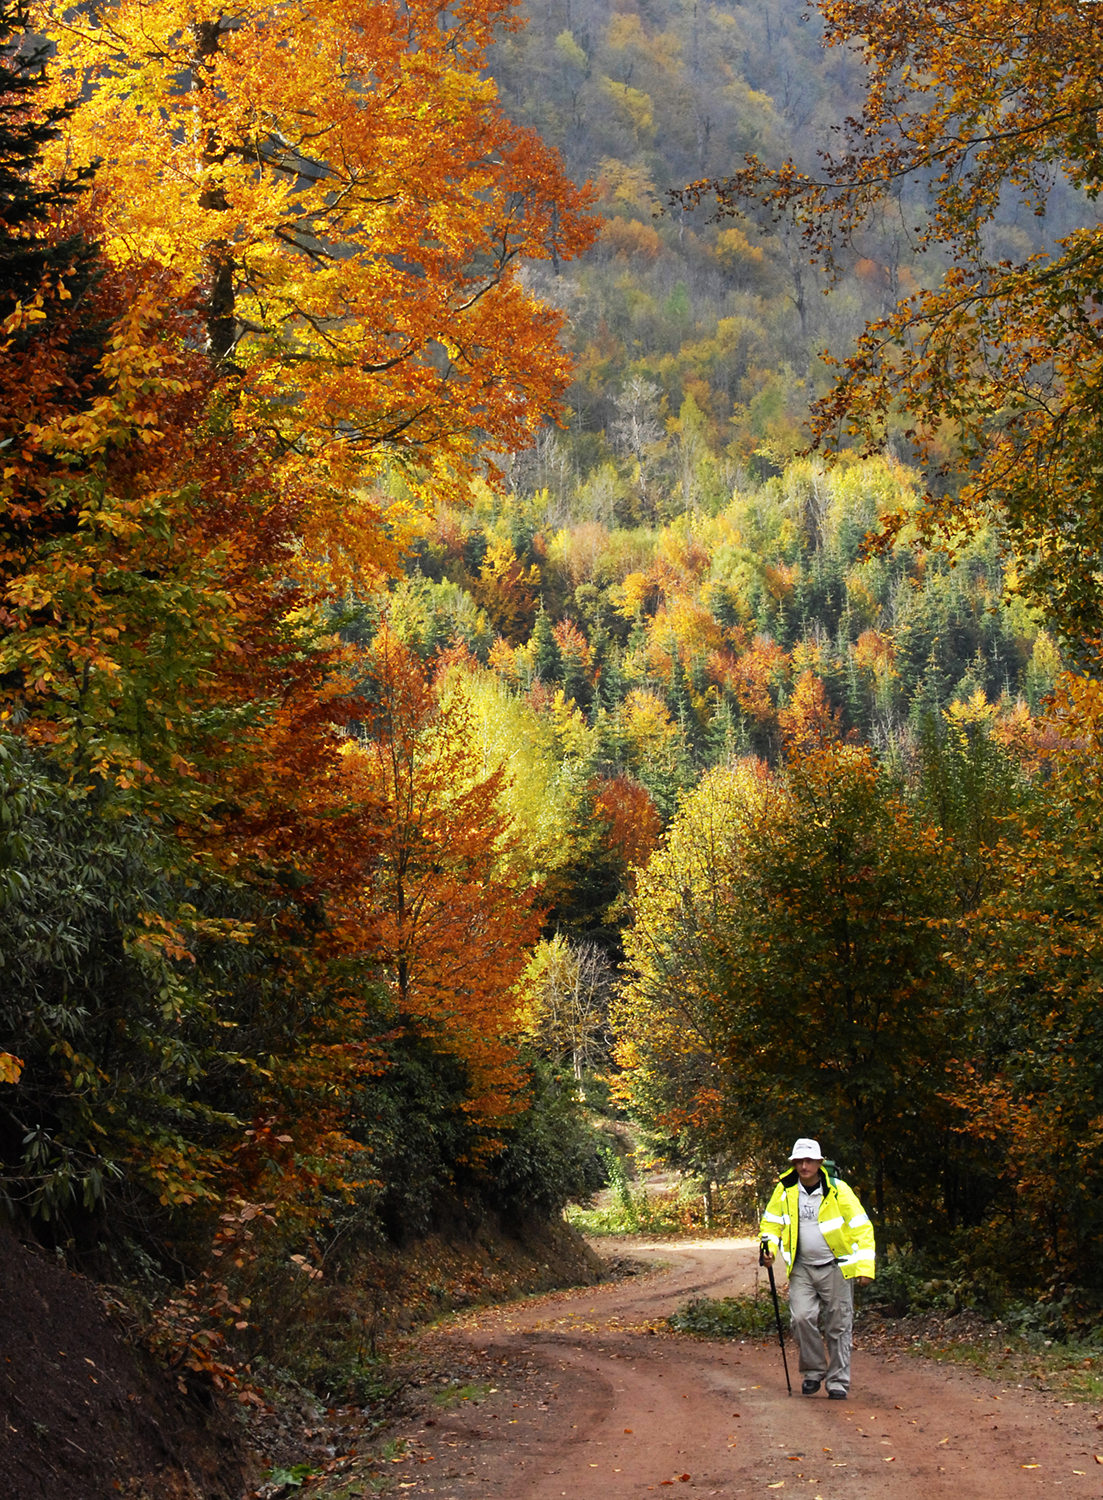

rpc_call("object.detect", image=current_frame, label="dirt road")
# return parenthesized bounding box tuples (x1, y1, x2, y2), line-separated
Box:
(322, 1237, 1103, 1500)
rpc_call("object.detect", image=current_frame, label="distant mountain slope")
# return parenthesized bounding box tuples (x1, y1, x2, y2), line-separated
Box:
(488, 0, 1090, 499)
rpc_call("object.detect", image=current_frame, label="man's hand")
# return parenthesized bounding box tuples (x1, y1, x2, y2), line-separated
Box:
(855, 1276, 872, 1287)
(761, 1249, 775, 1266)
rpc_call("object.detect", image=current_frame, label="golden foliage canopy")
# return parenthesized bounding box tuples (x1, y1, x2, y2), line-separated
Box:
(40, 0, 596, 506)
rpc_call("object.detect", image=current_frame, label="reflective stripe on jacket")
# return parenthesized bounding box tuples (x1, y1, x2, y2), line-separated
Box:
(759, 1166, 875, 1281)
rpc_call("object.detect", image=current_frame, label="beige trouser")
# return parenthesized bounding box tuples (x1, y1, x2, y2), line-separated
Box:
(788, 1259, 853, 1393)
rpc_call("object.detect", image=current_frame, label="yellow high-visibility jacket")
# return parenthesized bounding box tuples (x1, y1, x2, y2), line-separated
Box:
(759, 1165, 875, 1281)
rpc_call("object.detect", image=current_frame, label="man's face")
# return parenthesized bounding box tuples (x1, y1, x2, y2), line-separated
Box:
(794, 1156, 822, 1187)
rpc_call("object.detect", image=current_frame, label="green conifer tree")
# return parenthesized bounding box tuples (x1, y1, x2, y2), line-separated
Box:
(0, 1, 97, 314)
(530, 603, 562, 684)
(561, 638, 591, 711)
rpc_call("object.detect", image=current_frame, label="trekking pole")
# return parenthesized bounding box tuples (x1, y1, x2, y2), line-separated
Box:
(759, 1238, 792, 1396)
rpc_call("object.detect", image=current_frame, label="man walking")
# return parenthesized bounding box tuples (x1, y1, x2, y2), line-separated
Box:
(759, 1138, 875, 1400)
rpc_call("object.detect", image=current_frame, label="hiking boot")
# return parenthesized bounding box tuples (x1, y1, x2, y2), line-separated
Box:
(801, 1379, 822, 1395)
(827, 1389, 847, 1401)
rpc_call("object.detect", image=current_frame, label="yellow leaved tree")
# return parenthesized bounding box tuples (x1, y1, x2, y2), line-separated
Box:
(613, 759, 771, 1168)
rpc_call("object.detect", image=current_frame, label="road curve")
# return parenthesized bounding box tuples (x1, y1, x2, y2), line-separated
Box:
(352, 1237, 1103, 1500)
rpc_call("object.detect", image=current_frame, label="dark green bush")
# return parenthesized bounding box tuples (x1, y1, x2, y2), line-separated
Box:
(669, 1295, 780, 1338)
(482, 1060, 606, 1218)
(342, 1041, 604, 1238)
(0, 734, 240, 1240)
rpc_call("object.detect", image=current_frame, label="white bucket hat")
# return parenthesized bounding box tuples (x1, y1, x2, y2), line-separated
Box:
(789, 1137, 824, 1160)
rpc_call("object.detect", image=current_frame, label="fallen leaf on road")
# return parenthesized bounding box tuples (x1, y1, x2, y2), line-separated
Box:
(1095, 1456, 1103, 1464)
(1021, 1464, 1040, 1469)
(938, 1437, 949, 1445)
(624, 1428, 633, 1434)
(884, 1456, 895, 1462)
(766, 1484, 784, 1490)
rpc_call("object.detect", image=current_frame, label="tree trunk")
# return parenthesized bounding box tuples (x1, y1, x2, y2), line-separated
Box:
(193, 19, 237, 367)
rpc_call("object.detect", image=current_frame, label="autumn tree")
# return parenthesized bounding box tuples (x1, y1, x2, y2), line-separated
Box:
(522, 933, 613, 1083)
(945, 674, 1103, 1294)
(591, 774, 662, 889)
(778, 668, 840, 754)
(617, 745, 964, 1235)
(0, 0, 322, 803)
(473, 539, 540, 643)
(41, 0, 596, 516)
(730, 743, 960, 1231)
(684, 0, 1103, 642)
(614, 761, 771, 1174)
(0, 3, 388, 1232)
(336, 628, 541, 1133)
(0, 249, 381, 1232)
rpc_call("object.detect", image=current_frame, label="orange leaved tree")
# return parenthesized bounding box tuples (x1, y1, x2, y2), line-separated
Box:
(336, 628, 541, 1134)
(40, 0, 595, 520)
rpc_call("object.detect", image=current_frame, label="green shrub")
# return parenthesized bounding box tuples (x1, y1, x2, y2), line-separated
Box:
(485, 1060, 606, 1217)
(866, 1245, 1008, 1318)
(669, 1294, 780, 1338)
(1004, 1289, 1103, 1347)
(0, 733, 244, 1239)
(341, 1045, 605, 1239)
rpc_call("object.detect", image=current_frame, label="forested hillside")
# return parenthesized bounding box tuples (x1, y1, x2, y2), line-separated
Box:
(2, 0, 1103, 1415)
(488, 0, 1088, 503)
(492, 0, 866, 488)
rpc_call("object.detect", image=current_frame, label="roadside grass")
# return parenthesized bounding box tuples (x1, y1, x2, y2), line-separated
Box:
(568, 1195, 754, 1236)
(671, 1294, 1103, 1402)
(567, 1192, 689, 1236)
(905, 1327, 1103, 1400)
